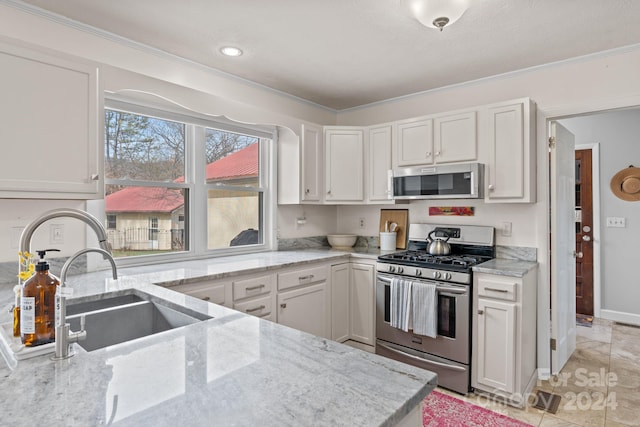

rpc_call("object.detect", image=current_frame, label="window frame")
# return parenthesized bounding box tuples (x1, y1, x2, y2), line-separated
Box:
(102, 97, 277, 266)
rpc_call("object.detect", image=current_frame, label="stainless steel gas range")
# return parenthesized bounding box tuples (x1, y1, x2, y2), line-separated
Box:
(375, 223, 495, 394)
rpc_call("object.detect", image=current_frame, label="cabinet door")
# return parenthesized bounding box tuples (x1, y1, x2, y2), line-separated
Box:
(367, 125, 393, 202)
(278, 283, 330, 338)
(395, 118, 433, 166)
(434, 111, 477, 163)
(0, 41, 101, 199)
(325, 128, 364, 202)
(476, 298, 516, 393)
(301, 123, 322, 202)
(485, 100, 536, 203)
(331, 263, 350, 342)
(349, 262, 375, 346)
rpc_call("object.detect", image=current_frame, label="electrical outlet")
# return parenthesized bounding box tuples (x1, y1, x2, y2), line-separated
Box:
(50, 224, 64, 244)
(606, 217, 626, 228)
(359, 217, 365, 229)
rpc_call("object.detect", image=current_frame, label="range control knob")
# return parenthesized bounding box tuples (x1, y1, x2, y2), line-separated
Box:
(444, 272, 452, 280)
(415, 269, 422, 277)
(433, 271, 441, 279)
(397, 267, 404, 274)
(389, 266, 396, 273)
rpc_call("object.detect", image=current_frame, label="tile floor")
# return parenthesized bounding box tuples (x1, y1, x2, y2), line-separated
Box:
(438, 318, 640, 427)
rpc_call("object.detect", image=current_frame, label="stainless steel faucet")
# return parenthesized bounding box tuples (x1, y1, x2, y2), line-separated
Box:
(53, 248, 118, 359)
(19, 208, 111, 255)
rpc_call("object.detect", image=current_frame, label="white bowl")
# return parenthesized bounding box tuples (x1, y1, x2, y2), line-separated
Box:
(327, 234, 357, 248)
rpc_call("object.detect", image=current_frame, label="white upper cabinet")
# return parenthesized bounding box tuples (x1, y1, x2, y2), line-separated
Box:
(324, 127, 364, 202)
(301, 123, 323, 202)
(367, 124, 393, 203)
(433, 110, 477, 163)
(395, 118, 433, 166)
(484, 98, 536, 203)
(0, 40, 101, 199)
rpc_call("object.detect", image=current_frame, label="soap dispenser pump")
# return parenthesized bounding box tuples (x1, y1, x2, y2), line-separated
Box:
(20, 249, 60, 346)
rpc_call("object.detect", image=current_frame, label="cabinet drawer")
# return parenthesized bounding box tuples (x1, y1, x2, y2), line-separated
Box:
(175, 281, 230, 306)
(233, 274, 274, 301)
(477, 276, 517, 301)
(234, 295, 273, 319)
(278, 264, 328, 291)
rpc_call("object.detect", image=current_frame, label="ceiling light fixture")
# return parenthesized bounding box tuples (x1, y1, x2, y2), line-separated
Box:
(220, 46, 243, 57)
(410, 0, 469, 31)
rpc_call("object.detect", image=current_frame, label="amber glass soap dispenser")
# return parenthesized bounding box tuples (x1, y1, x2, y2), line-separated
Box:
(20, 249, 60, 346)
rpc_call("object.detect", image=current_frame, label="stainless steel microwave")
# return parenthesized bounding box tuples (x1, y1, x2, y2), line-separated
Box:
(392, 163, 484, 200)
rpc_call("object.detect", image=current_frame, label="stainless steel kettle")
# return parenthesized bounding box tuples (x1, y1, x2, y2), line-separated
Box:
(427, 230, 451, 255)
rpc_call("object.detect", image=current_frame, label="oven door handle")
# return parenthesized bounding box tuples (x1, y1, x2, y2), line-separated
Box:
(377, 276, 466, 295)
(376, 342, 466, 372)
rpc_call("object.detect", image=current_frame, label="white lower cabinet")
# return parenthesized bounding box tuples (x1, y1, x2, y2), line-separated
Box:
(330, 263, 350, 342)
(349, 262, 375, 346)
(476, 298, 516, 392)
(278, 283, 329, 338)
(233, 273, 276, 321)
(277, 263, 331, 339)
(472, 268, 537, 407)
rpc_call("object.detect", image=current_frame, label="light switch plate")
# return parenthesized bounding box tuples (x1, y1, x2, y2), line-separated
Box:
(501, 221, 512, 237)
(606, 217, 626, 228)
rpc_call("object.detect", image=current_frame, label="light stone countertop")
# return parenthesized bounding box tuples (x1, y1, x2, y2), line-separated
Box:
(0, 249, 436, 426)
(472, 258, 538, 277)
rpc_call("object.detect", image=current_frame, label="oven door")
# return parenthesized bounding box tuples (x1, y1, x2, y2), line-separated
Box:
(375, 273, 470, 364)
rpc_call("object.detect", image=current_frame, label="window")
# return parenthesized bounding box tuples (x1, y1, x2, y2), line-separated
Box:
(204, 127, 262, 250)
(106, 214, 117, 230)
(104, 102, 273, 261)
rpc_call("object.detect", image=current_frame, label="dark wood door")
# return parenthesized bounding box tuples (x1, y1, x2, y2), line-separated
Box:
(575, 149, 594, 315)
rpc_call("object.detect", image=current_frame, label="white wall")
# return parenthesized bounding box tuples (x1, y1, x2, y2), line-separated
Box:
(560, 109, 640, 320)
(337, 201, 539, 247)
(0, 199, 87, 260)
(278, 205, 337, 239)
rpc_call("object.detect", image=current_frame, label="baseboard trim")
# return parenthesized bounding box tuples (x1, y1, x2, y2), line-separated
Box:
(600, 309, 640, 326)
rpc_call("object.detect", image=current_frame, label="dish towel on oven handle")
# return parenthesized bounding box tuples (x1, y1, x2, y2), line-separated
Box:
(412, 281, 437, 338)
(390, 277, 413, 332)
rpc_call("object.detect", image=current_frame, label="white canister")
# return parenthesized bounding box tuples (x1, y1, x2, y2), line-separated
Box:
(380, 232, 397, 251)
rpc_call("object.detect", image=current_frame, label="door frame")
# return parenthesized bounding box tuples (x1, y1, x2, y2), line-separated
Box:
(536, 96, 640, 379)
(575, 143, 601, 318)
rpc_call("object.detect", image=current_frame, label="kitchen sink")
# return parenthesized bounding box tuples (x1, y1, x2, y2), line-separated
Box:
(66, 292, 211, 352)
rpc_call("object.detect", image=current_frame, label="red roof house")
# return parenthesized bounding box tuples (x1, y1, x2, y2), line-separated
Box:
(106, 143, 258, 213)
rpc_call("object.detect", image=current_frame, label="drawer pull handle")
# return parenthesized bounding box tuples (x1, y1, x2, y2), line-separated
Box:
(485, 288, 509, 293)
(298, 275, 314, 281)
(245, 305, 266, 313)
(280, 303, 287, 309)
(246, 284, 266, 291)
(201, 296, 211, 301)
(478, 310, 484, 315)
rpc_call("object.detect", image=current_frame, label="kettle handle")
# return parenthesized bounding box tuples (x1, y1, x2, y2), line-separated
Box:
(429, 229, 451, 242)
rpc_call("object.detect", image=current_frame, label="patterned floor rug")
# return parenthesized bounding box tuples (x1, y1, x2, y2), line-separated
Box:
(423, 390, 532, 427)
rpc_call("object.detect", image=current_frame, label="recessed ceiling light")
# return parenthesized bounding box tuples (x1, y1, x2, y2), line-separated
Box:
(220, 46, 243, 57)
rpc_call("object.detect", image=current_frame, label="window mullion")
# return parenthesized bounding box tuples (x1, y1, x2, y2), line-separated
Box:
(190, 125, 207, 255)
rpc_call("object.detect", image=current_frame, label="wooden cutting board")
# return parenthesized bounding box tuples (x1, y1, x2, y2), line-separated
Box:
(379, 209, 409, 249)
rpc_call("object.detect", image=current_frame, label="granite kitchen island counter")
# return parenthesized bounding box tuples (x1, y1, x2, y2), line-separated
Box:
(0, 250, 436, 426)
